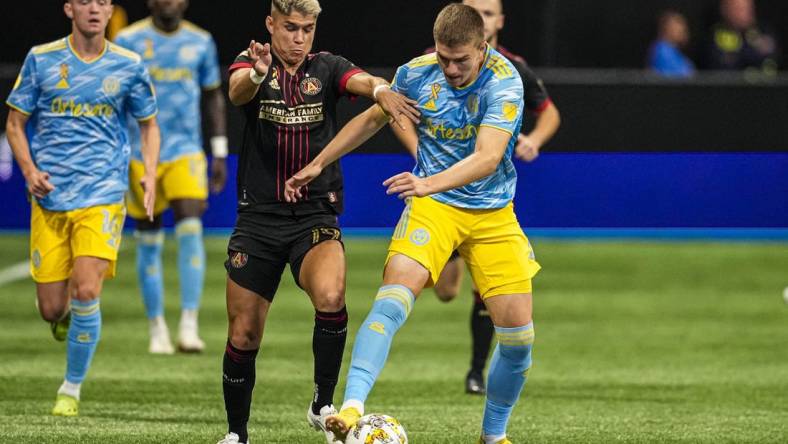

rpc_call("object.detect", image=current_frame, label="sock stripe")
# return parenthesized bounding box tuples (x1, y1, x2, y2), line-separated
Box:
(375, 285, 415, 315)
(135, 230, 164, 245)
(495, 324, 535, 346)
(175, 217, 203, 237)
(71, 301, 100, 317)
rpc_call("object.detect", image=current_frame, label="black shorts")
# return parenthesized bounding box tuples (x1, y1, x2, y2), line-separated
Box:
(225, 211, 343, 301)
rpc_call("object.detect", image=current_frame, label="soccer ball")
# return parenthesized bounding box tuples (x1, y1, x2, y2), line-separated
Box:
(345, 414, 408, 444)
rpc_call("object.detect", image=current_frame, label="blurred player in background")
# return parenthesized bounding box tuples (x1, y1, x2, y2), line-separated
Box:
(115, 0, 227, 354)
(287, 5, 538, 443)
(217, 0, 418, 443)
(5, 0, 159, 417)
(413, 0, 560, 395)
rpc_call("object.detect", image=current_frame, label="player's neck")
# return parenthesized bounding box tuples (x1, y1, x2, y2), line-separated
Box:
(488, 35, 499, 49)
(69, 31, 106, 62)
(152, 15, 182, 34)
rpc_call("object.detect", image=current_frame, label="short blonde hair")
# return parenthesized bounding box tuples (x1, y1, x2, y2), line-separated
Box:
(433, 3, 484, 47)
(272, 0, 322, 17)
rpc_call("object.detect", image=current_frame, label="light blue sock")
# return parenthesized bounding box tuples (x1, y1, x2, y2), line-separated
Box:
(482, 323, 535, 439)
(65, 299, 102, 384)
(344, 285, 415, 404)
(176, 218, 205, 311)
(135, 230, 164, 319)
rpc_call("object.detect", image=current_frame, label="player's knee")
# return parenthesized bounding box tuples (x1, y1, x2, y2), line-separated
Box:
(71, 280, 101, 302)
(38, 303, 67, 323)
(312, 288, 345, 312)
(228, 319, 263, 349)
(433, 286, 458, 302)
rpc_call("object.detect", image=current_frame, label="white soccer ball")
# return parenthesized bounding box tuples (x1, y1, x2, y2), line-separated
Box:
(345, 414, 408, 444)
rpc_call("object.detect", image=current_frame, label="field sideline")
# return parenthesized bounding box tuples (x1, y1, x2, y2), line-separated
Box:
(0, 233, 787, 443)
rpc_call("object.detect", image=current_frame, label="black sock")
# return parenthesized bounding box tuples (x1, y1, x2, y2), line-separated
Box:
(312, 306, 348, 414)
(470, 291, 494, 375)
(223, 340, 259, 443)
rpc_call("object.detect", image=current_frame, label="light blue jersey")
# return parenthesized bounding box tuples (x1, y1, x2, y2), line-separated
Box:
(115, 19, 221, 162)
(391, 45, 524, 209)
(6, 36, 158, 211)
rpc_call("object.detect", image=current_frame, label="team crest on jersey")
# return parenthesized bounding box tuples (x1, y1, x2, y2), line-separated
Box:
(143, 39, 154, 59)
(269, 69, 280, 90)
(230, 251, 248, 268)
(300, 77, 322, 96)
(102, 76, 120, 96)
(179, 45, 199, 62)
(502, 102, 518, 121)
(56, 64, 70, 89)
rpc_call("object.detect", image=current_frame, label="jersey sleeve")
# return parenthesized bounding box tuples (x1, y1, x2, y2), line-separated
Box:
(228, 49, 254, 74)
(324, 54, 364, 97)
(6, 50, 39, 115)
(200, 36, 222, 90)
(514, 61, 551, 113)
(128, 62, 158, 121)
(389, 64, 411, 96)
(480, 74, 524, 136)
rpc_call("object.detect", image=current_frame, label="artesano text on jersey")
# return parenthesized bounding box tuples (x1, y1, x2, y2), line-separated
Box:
(6, 36, 158, 211)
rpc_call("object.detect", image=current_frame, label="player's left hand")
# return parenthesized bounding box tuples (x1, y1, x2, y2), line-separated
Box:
(514, 134, 541, 162)
(376, 87, 420, 130)
(383, 172, 431, 199)
(140, 173, 157, 221)
(210, 157, 227, 194)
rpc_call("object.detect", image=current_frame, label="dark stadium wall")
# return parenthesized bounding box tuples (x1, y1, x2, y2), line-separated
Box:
(0, 0, 786, 68)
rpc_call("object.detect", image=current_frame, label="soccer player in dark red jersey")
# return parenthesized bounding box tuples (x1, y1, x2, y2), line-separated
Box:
(414, 0, 561, 396)
(216, 1, 419, 443)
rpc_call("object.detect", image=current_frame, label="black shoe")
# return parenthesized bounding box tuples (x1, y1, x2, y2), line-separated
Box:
(465, 370, 486, 395)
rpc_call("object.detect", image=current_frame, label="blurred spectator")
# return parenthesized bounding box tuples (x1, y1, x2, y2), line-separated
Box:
(706, 0, 780, 71)
(648, 10, 695, 78)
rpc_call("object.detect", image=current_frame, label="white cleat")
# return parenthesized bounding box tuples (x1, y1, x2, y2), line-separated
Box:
(177, 309, 205, 353)
(149, 316, 175, 355)
(217, 432, 248, 444)
(308, 404, 342, 444)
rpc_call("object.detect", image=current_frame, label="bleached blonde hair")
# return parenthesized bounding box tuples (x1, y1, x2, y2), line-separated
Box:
(272, 0, 322, 17)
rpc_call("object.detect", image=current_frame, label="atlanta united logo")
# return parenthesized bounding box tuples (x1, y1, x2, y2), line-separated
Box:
(300, 77, 322, 96)
(230, 251, 248, 269)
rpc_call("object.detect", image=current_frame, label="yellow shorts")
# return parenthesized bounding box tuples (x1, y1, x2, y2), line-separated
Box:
(30, 201, 126, 283)
(126, 152, 208, 219)
(386, 196, 541, 299)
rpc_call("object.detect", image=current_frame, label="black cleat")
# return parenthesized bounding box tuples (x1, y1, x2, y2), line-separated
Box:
(465, 370, 486, 395)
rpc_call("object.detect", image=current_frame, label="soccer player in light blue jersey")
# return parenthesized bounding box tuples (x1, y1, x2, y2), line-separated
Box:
(5, 0, 160, 417)
(286, 5, 538, 443)
(115, 0, 227, 354)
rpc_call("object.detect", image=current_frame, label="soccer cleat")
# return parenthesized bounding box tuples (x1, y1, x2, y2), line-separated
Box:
(149, 318, 175, 355)
(50, 311, 71, 342)
(325, 407, 362, 442)
(51, 394, 78, 417)
(476, 437, 512, 444)
(465, 370, 486, 395)
(307, 404, 342, 444)
(216, 433, 248, 444)
(177, 311, 205, 353)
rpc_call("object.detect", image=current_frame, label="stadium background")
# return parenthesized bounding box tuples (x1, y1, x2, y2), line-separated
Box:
(0, 1, 787, 443)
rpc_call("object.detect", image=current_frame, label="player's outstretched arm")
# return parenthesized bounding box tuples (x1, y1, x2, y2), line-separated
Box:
(344, 73, 420, 130)
(384, 126, 511, 199)
(515, 101, 561, 162)
(139, 117, 161, 221)
(228, 40, 272, 106)
(6, 109, 54, 199)
(284, 105, 390, 202)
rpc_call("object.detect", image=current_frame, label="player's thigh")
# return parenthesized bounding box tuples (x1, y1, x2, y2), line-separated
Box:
(460, 206, 540, 299)
(126, 158, 167, 219)
(226, 274, 272, 349)
(484, 292, 533, 327)
(70, 204, 126, 281)
(433, 252, 464, 302)
(386, 197, 464, 289)
(30, 201, 73, 284)
(297, 240, 346, 313)
(161, 153, 208, 204)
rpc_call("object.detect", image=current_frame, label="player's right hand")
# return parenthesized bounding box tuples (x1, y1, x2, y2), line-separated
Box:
(284, 164, 323, 203)
(248, 40, 273, 78)
(140, 173, 157, 222)
(25, 169, 55, 199)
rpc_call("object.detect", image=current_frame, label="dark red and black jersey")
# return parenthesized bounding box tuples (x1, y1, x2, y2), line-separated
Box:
(424, 45, 552, 115)
(229, 50, 364, 215)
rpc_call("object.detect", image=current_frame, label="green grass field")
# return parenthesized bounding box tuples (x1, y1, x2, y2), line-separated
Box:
(0, 233, 787, 443)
